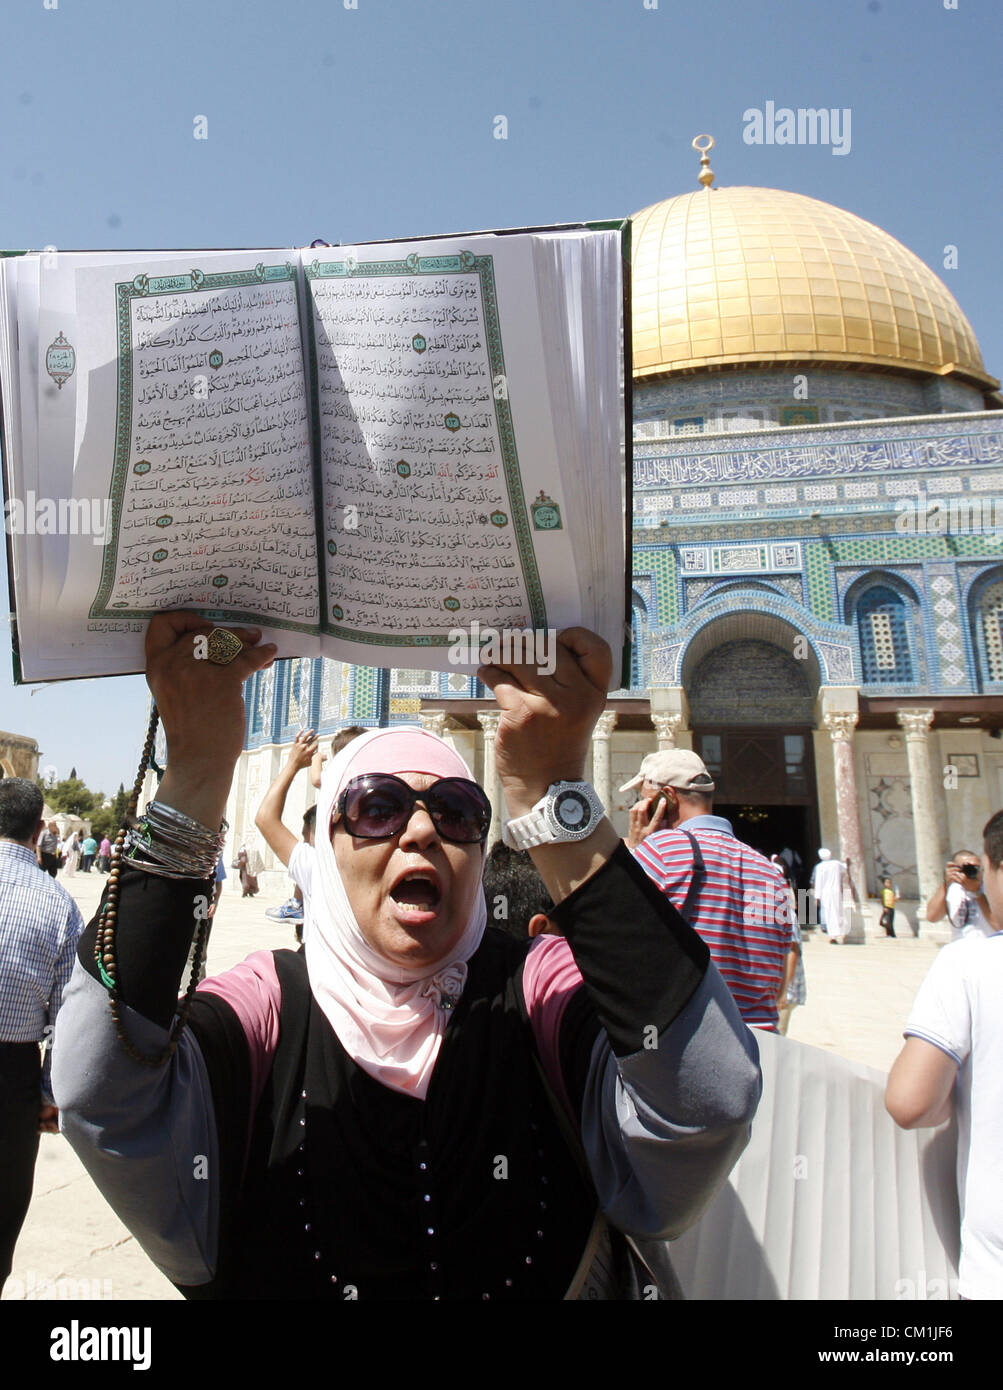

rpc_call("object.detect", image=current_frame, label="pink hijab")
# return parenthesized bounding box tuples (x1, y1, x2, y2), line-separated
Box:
(305, 728, 488, 1099)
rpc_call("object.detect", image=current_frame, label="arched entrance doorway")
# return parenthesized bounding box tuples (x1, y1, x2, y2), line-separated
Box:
(683, 614, 821, 888)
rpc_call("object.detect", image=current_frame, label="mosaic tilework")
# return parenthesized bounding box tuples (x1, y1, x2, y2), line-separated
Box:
(835, 566, 934, 692)
(804, 542, 835, 621)
(631, 576, 655, 618)
(958, 562, 1003, 606)
(816, 642, 855, 683)
(349, 666, 378, 721)
(319, 659, 342, 720)
(685, 575, 805, 610)
(689, 639, 815, 725)
(927, 566, 968, 686)
(651, 589, 855, 686)
(835, 565, 925, 612)
(634, 366, 982, 425)
(440, 672, 477, 696)
(278, 658, 314, 733)
(634, 547, 677, 625)
(958, 565, 1003, 688)
(651, 641, 683, 685)
(679, 542, 803, 576)
(825, 534, 982, 565)
(391, 668, 439, 695)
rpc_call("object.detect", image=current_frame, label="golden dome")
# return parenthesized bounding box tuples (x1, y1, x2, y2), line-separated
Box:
(631, 185, 996, 389)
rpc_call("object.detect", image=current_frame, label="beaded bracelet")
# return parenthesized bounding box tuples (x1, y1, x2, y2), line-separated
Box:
(95, 707, 222, 1067)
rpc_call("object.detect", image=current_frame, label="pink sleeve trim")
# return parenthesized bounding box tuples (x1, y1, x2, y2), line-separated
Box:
(521, 935, 585, 1121)
(197, 949, 282, 1118)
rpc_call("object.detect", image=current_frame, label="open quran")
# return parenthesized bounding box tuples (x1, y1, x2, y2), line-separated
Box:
(0, 224, 630, 684)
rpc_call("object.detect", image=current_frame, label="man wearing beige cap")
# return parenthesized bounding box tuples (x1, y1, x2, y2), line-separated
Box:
(623, 750, 795, 1032)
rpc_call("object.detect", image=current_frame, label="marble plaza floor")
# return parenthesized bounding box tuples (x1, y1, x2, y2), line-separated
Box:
(2, 868, 950, 1302)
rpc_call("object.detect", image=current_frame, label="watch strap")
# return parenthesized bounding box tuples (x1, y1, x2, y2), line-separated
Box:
(502, 806, 552, 850)
(502, 782, 602, 849)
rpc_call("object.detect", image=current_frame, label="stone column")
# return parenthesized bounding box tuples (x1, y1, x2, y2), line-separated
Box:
(652, 713, 684, 750)
(591, 711, 618, 812)
(477, 711, 503, 847)
(896, 708, 942, 912)
(823, 711, 867, 912)
(419, 711, 448, 739)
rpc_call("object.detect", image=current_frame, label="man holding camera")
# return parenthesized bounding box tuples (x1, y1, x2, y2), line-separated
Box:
(886, 812, 1003, 1299)
(924, 851, 998, 941)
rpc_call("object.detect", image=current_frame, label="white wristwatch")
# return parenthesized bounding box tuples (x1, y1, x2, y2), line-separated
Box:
(502, 781, 605, 849)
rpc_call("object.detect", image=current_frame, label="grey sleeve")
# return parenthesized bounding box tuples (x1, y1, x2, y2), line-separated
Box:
(580, 962, 761, 1241)
(51, 962, 220, 1287)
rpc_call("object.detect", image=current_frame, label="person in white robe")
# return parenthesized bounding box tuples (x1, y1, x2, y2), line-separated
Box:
(811, 847, 850, 944)
(62, 831, 80, 877)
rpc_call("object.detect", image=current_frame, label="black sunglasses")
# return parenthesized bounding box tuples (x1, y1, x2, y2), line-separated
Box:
(335, 774, 491, 844)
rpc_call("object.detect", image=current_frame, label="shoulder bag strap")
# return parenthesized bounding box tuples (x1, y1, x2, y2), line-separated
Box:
(678, 829, 707, 926)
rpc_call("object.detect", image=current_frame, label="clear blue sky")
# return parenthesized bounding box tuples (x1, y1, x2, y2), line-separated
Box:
(1, 0, 999, 796)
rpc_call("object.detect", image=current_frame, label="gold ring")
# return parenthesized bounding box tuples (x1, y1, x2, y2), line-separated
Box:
(206, 628, 244, 665)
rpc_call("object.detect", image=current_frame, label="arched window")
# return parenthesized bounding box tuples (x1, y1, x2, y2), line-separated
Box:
(977, 579, 1003, 683)
(854, 585, 914, 685)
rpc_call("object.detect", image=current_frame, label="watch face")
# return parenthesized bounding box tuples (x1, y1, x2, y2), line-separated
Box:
(553, 789, 592, 833)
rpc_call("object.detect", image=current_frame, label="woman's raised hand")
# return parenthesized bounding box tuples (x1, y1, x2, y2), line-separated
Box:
(145, 612, 276, 827)
(477, 627, 611, 818)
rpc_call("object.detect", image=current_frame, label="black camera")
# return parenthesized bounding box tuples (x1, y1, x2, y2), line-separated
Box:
(961, 863, 980, 880)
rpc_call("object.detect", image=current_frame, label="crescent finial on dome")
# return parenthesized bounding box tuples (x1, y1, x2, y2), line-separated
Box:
(692, 134, 715, 190)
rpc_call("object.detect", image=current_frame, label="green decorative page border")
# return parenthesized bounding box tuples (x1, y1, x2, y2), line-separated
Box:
(305, 252, 547, 647)
(89, 262, 321, 633)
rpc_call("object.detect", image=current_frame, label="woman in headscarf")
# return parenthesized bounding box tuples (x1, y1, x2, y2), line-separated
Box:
(62, 830, 80, 878)
(234, 844, 259, 898)
(52, 613, 760, 1299)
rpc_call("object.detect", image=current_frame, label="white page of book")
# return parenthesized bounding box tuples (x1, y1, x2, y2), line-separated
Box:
(301, 233, 601, 672)
(0, 259, 38, 664)
(30, 251, 187, 662)
(40, 251, 323, 677)
(0, 259, 38, 666)
(532, 232, 627, 676)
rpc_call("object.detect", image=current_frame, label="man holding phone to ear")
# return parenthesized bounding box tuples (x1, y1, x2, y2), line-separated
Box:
(623, 751, 795, 1032)
(924, 851, 998, 941)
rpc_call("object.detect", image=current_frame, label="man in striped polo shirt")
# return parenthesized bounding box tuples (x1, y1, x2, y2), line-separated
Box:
(625, 750, 796, 1032)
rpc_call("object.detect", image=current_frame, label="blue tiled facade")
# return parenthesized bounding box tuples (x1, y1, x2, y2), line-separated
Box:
(241, 367, 1003, 753)
(633, 406, 1003, 701)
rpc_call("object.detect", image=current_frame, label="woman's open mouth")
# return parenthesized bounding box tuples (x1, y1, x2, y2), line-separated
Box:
(389, 870, 443, 923)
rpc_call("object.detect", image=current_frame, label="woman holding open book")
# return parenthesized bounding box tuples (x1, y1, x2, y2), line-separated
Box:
(51, 612, 760, 1299)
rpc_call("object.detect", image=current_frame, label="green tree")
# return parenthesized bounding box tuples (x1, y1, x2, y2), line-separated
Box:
(90, 784, 131, 841)
(43, 776, 104, 820)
